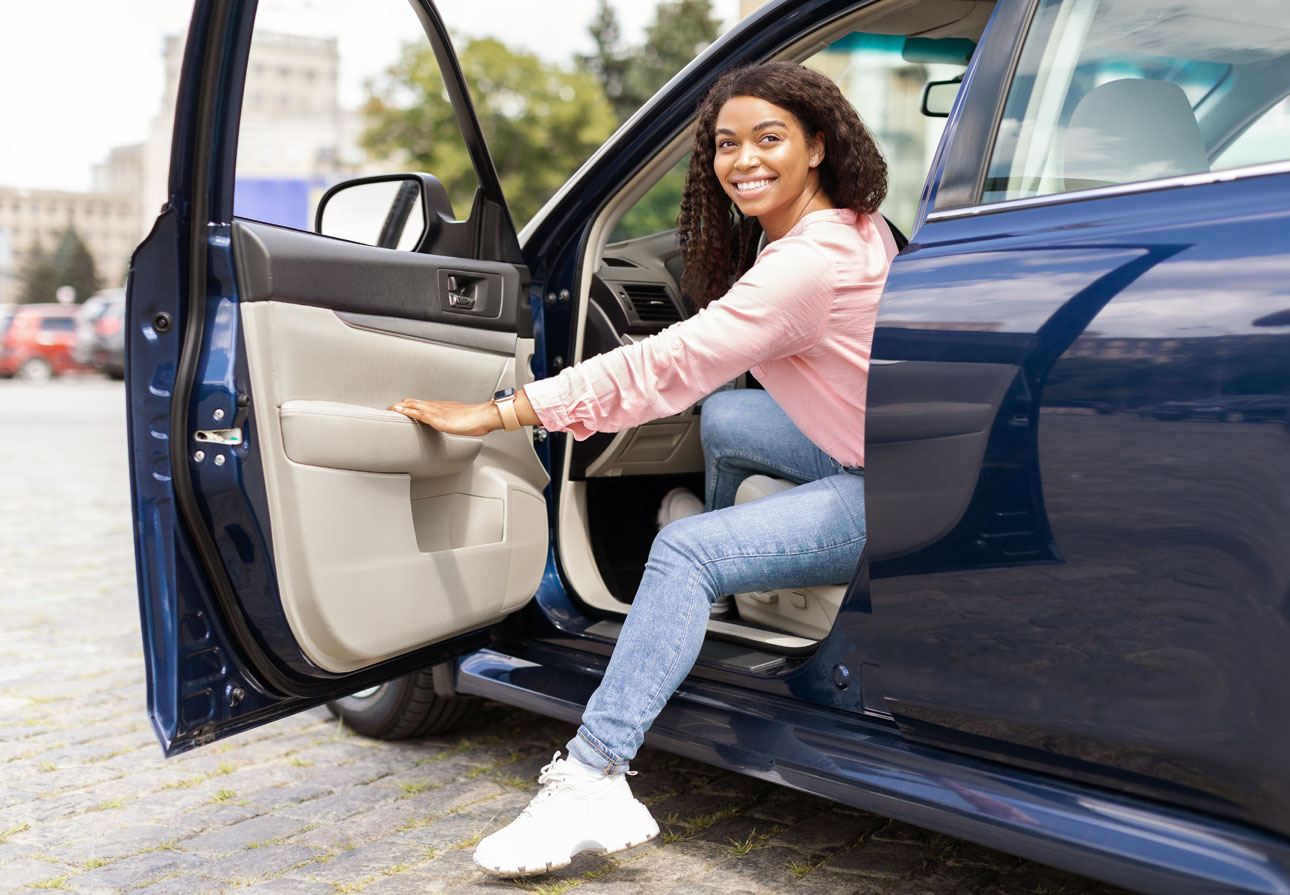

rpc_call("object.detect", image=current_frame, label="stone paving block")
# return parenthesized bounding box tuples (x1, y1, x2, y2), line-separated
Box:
(177, 801, 265, 831)
(290, 838, 422, 884)
(277, 784, 405, 825)
(9, 763, 122, 795)
(236, 879, 336, 895)
(0, 857, 77, 889)
(824, 838, 934, 878)
(46, 823, 191, 864)
(132, 873, 228, 895)
(202, 843, 323, 883)
(181, 814, 315, 857)
(288, 803, 423, 851)
(768, 809, 881, 856)
(778, 867, 893, 895)
(693, 843, 800, 889)
(59, 849, 208, 894)
(361, 868, 453, 895)
(242, 782, 335, 812)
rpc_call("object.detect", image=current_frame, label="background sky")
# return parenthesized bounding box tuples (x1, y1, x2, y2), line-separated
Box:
(0, 0, 740, 193)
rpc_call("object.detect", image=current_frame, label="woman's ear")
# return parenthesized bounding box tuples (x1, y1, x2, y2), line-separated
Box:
(809, 132, 826, 168)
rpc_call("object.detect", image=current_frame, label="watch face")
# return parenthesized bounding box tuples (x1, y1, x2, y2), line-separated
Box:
(493, 388, 516, 401)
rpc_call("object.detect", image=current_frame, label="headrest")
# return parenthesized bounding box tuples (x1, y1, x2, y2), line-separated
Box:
(1063, 78, 1210, 191)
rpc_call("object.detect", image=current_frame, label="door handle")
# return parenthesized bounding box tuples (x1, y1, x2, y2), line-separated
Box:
(446, 275, 476, 310)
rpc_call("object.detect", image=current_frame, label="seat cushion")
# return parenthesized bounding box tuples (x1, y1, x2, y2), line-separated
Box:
(731, 475, 846, 640)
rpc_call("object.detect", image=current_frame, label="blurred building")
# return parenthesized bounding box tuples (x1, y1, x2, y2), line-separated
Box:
(0, 188, 138, 304)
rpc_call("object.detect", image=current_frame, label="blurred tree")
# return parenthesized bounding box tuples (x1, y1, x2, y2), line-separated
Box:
(361, 37, 617, 229)
(624, 0, 721, 119)
(51, 227, 101, 303)
(17, 245, 60, 305)
(578, 0, 633, 121)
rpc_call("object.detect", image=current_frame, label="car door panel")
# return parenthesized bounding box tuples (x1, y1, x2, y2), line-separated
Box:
(231, 222, 524, 330)
(126, 0, 548, 754)
(864, 360, 1018, 561)
(239, 299, 548, 674)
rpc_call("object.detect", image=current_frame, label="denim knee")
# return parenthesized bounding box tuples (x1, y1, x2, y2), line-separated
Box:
(646, 517, 719, 606)
(700, 389, 758, 456)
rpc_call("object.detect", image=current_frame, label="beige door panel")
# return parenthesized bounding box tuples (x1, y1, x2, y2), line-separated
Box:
(242, 301, 549, 674)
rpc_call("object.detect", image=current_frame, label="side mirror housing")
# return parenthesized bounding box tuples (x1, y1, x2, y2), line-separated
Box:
(921, 76, 963, 118)
(315, 174, 457, 251)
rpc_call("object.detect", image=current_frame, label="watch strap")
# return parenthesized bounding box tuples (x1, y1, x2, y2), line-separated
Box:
(494, 390, 521, 431)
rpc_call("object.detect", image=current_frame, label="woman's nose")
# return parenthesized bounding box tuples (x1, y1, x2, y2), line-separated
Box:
(735, 145, 759, 169)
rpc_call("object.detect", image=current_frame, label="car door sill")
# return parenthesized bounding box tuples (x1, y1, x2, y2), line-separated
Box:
(584, 619, 788, 673)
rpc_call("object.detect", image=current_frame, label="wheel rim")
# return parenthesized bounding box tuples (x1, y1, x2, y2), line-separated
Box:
(346, 685, 385, 701)
(19, 359, 52, 384)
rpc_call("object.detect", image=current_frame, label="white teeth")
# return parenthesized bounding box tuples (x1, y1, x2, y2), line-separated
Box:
(735, 179, 773, 192)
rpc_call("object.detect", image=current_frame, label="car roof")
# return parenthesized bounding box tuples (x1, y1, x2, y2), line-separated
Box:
(14, 303, 80, 317)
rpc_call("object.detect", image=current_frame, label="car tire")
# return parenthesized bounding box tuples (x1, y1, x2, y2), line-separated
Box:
(326, 669, 477, 739)
(106, 367, 126, 381)
(1225, 411, 1245, 423)
(17, 358, 53, 384)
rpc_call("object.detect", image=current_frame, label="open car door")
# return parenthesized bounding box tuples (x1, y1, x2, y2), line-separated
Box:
(125, 0, 549, 756)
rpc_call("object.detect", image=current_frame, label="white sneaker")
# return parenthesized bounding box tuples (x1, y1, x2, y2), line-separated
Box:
(656, 487, 704, 529)
(473, 752, 659, 877)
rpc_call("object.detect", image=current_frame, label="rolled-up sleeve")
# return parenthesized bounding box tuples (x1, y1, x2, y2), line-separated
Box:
(524, 234, 836, 439)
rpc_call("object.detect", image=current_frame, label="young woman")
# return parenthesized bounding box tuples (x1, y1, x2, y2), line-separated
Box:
(391, 61, 894, 877)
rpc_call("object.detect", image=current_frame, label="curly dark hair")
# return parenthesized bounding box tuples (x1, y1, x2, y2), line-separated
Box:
(677, 62, 888, 309)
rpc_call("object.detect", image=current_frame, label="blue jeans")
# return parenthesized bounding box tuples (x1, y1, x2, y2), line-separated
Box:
(567, 389, 867, 774)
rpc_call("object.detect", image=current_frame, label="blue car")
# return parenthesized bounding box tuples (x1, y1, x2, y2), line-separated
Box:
(126, 0, 1290, 892)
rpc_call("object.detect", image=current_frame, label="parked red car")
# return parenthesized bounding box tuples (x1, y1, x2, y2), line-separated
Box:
(0, 303, 88, 383)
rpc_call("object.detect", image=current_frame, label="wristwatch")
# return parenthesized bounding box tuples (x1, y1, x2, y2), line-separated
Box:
(492, 388, 522, 431)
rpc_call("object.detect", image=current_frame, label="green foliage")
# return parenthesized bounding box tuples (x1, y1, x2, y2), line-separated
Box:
(609, 158, 689, 242)
(362, 38, 617, 230)
(17, 228, 100, 305)
(628, 0, 721, 110)
(17, 245, 60, 305)
(584, 0, 721, 121)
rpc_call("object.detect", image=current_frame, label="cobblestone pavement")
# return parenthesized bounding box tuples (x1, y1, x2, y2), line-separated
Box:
(0, 379, 1133, 895)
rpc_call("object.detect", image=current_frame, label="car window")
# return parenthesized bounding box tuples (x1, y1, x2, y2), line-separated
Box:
(232, 1, 475, 233)
(1212, 94, 1290, 171)
(983, 0, 1290, 204)
(806, 33, 970, 237)
(39, 317, 76, 331)
(608, 32, 971, 244)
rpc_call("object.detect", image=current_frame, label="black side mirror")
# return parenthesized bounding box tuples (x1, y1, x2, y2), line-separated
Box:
(314, 174, 456, 251)
(921, 76, 964, 118)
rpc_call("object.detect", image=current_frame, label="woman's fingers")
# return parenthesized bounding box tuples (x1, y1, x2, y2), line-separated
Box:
(389, 398, 496, 436)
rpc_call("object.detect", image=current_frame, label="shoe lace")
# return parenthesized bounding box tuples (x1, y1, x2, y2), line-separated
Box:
(518, 752, 581, 819)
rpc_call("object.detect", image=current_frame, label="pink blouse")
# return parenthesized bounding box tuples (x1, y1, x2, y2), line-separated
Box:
(523, 208, 897, 468)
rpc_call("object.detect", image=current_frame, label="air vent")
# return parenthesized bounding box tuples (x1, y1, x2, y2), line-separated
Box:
(622, 283, 681, 325)
(603, 257, 639, 268)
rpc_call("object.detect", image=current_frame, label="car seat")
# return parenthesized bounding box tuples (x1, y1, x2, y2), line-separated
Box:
(1062, 78, 1210, 191)
(730, 475, 847, 639)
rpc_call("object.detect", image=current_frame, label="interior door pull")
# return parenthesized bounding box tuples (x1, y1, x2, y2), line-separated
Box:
(446, 275, 476, 310)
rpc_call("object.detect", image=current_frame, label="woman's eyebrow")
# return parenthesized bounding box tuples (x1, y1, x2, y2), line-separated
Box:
(714, 119, 788, 137)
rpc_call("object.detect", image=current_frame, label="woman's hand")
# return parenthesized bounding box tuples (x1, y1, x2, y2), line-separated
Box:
(390, 398, 500, 436)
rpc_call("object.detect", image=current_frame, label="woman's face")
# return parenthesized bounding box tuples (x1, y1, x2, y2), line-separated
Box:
(712, 95, 827, 240)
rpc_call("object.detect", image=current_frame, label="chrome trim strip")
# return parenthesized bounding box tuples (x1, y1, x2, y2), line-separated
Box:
(925, 160, 1290, 222)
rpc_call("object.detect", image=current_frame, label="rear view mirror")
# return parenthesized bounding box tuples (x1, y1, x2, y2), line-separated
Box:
(921, 76, 963, 118)
(315, 174, 457, 251)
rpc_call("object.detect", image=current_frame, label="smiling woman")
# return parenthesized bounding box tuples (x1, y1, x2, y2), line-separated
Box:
(391, 61, 900, 878)
(678, 62, 888, 309)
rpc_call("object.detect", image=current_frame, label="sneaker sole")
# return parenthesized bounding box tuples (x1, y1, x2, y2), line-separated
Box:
(474, 827, 660, 878)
